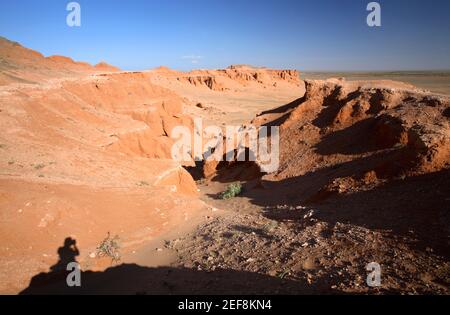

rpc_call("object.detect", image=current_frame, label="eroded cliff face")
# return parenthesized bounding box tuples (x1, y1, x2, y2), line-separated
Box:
(173, 66, 301, 91)
(0, 69, 204, 293)
(252, 78, 450, 199)
(0, 39, 308, 293)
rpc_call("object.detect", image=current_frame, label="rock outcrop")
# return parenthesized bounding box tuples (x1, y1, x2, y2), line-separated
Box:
(168, 65, 301, 91)
(253, 78, 450, 199)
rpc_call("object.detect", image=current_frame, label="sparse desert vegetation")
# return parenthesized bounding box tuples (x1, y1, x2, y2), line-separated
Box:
(220, 182, 242, 200)
(33, 163, 46, 170)
(96, 233, 121, 264)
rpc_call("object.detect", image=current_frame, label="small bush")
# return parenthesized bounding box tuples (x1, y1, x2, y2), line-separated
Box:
(96, 232, 121, 264)
(220, 183, 242, 200)
(33, 163, 46, 170)
(277, 270, 290, 280)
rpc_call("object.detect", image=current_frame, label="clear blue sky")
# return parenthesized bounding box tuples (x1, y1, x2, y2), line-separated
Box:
(1, 0, 449, 71)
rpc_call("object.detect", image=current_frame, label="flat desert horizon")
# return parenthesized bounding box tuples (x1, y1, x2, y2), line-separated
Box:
(0, 0, 449, 303)
(303, 71, 450, 96)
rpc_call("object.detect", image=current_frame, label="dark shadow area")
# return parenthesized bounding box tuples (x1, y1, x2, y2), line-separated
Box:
(244, 164, 450, 258)
(443, 107, 450, 118)
(20, 237, 338, 295)
(311, 87, 343, 128)
(184, 147, 266, 184)
(311, 89, 360, 128)
(366, 90, 387, 115)
(259, 96, 305, 116)
(211, 148, 265, 183)
(231, 224, 271, 239)
(184, 160, 205, 181)
(259, 97, 306, 128)
(251, 150, 405, 206)
(212, 160, 264, 183)
(314, 118, 381, 156)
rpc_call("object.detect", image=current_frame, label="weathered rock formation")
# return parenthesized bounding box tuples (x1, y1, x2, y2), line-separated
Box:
(253, 78, 450, 200)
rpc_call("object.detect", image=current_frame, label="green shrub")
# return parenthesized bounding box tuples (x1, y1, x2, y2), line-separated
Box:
(220, 182, 242, 200)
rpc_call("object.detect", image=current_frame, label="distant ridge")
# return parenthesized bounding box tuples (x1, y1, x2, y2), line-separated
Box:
(0, 36, 121, 86)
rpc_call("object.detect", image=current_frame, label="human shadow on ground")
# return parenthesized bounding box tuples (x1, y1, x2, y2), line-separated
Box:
(50, 237, 80, 272)
(20, 238, 338, 295)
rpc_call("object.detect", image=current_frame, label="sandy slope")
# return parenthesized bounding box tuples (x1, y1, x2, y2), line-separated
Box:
(0, 37, 211, 293)
(0, 71, 210, 292)
(1, 36, 449, 294)
(0, 38, 305, 293)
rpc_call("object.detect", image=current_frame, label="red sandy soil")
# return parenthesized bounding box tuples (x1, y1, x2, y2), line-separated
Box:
(1, 36, 449, 294)
(0, 37, 207, 293)
(0, 37, 303, 294)
(147, 64, 304, 126)
(186, 78, 449, 294)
